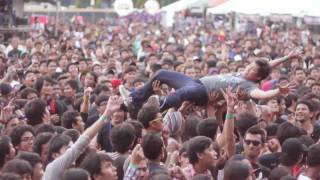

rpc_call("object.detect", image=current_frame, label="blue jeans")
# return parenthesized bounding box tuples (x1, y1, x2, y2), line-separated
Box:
(130, 70, 208, 112)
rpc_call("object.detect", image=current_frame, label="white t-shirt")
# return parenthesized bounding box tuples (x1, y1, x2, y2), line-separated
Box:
(297, 174, 312, 180)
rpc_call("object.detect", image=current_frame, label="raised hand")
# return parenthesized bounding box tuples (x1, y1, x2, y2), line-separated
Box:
(278, 82, 296, 94)
(287, 47, 303, 59)
(104, 95, 123, 117)
(130, 144, 145, 165)
(84, 87, 93, 97)
(152, 80, 162, 95)
(220, 86, 239, 111)
(208, 91, 221, 103)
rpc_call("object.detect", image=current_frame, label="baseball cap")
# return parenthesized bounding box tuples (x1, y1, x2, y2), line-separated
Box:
(0, 83, 12, 97)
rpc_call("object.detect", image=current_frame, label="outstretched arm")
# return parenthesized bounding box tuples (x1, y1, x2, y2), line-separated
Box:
(269, 48, 302, 68)
(249, 83, 295, 100)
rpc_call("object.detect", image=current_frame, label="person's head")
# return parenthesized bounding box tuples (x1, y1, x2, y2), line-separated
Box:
(184, 65, 196, 79)
(64, 79, 79, 98)
(223, 160, 252, 180)
(95, 95, 109, 115)
(24, 99, 50, 126)
(0, 173, 21, 180)
(110, 123, 135, 154)
(20, 88, 39, 100)
(285, 94, 298, 109)
(0, 135, 15, 169)
(61, 111, 85, 133)
(243, 126, 266, 161)
(306, 143, 320, 169)
(35, 124, 55, 135)
(17, 152, 43, 180)
(67, 63, 79, 78)
(4, 116, 21, 136)
(305, 77, 316, 88)
(311, 83, 320, 96)
(124, 66, 138, 84)
(187, 136, 217, 170)
(47, 134, 72, 162)
(142, 133, 164, 161)
(137, 105, 163, 132)
(62, 129, 80, 142)
(295, 100, 314, 123)
(110, 107, 127, 126)
(33, 132, 53, 165)
(293, 67, 306, 84)
(243, 59, 271, 83)
(23, 70, 37, 87)
(34, 76, 55, 96)
(236, 112, 258, 138)
(46, 60, 58, 75)
(62, 168, 90, 180)
(181, 116, 201, 142)
(84, 72, 97, 88)
(196, 119, 219, 140)
(276, 122, 302, 145)
(269, 166, 290, 180)
(80, 152, 117, 180)
(10, 125, 35, 152)
(280, 138, 305, 167)
(2, 159, 32, 180)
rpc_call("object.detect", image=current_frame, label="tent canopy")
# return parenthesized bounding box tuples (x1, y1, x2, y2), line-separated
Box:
(208, 0, 320, 17)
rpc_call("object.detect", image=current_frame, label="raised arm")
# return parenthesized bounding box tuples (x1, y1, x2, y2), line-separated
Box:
(269, 48, 302, 68)
(249, 83, 295, 100)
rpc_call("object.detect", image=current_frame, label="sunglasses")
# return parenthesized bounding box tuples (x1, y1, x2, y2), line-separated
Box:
(150, 117, 163, 124)
(244, 139, 261, 146)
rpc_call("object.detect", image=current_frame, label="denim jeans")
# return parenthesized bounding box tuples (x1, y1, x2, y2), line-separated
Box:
(130, 70, 208, 112)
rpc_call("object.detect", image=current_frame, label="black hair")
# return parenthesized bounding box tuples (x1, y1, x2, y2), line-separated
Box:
(236, 112, 258, 138)
(10, 125, 35, 147)
(61, 111, 81, 129)
(2, 159, 32, 177)
(0, 135, 12, 168)
(0, 173, 21, 180)
(24, 99, 47, 126)
(255, 59, 271, 82)
(296, 100, 314, 112)
(20, 88, 39, 99)
(95, 94, 109, 106)
(285, 94, 298, 108)
(62, 129, 80, 142)
(276, 122, 302, 145)
(307, 143, 320, 167)
(65, 79, 79, 92)
(137, 105, 159, 129)
(17, 152, 41, 168)
(187, 136, 212, 165)
(181, 116, 201, 142)
(47, 134, 72, 162)
(62, 168, 90, 180)
(110, 123, 136, 154)
(93, 84, 110, 95)
(35, 124, 56, 135)
(33, 132, 53, 155)
(244, 126, 266, 143)
(223, 160, 251, 180)
(265, 123, 279, 137)
(142, 133, 163, 161)
(196, 118, 219, 140)
(268, 166, 290, 180)
(80, 152, 113, 180)
(34, 76, 56, 93)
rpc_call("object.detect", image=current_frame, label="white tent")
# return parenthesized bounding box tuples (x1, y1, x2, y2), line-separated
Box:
(208, 0, 320, 17)
(160, 0, 210, 27)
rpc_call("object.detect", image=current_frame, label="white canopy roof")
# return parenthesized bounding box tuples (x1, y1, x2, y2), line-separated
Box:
(208, 0, 320, 17)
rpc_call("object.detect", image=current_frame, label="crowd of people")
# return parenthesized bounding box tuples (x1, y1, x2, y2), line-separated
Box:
(0, 13, 320, 180)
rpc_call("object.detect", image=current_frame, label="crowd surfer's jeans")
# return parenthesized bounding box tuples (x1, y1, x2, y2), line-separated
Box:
(130, 70, 209, 112)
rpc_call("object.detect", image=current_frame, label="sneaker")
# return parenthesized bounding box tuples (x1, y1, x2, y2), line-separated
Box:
(119, 85, 131, 106)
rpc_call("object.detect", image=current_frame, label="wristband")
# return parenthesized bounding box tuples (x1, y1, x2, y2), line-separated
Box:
(225, 113, 235, 119)
(99, 114, 109, 123)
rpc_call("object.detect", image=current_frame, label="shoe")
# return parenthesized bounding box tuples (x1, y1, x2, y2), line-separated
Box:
(119, 85, 131, 106)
